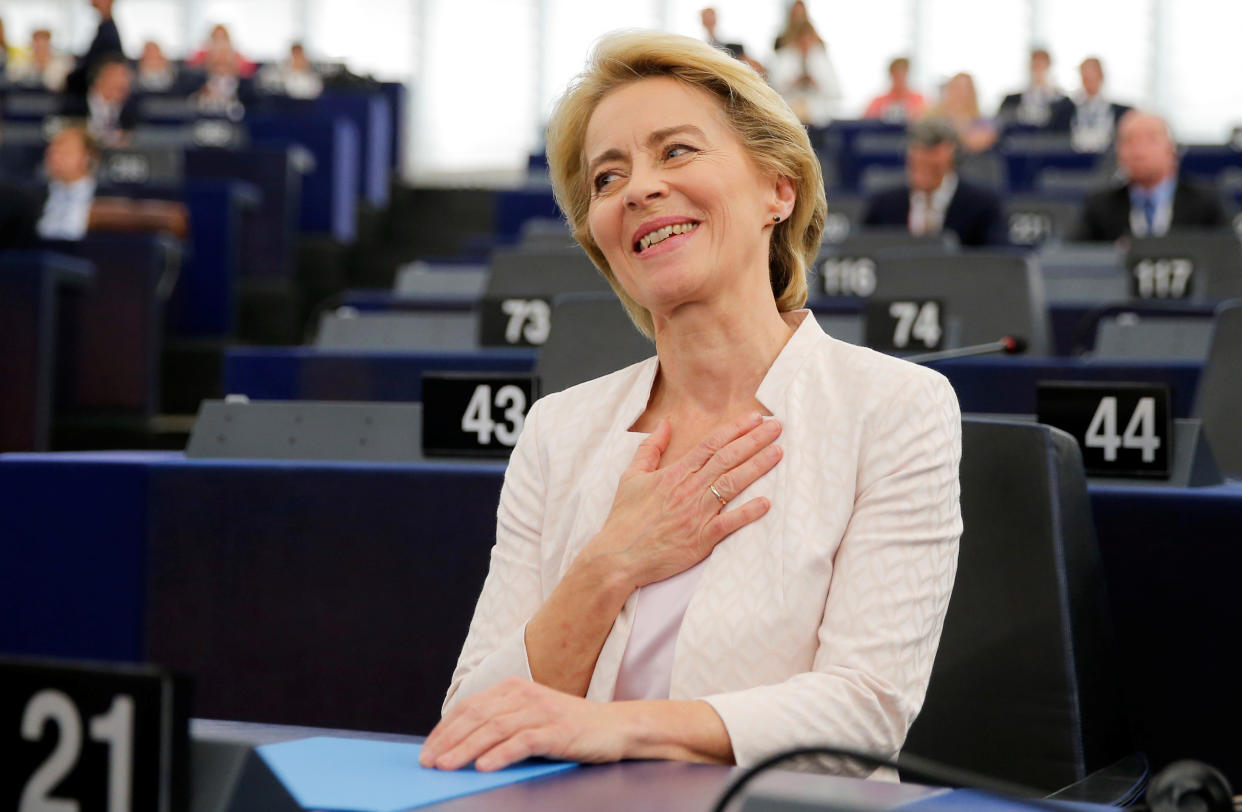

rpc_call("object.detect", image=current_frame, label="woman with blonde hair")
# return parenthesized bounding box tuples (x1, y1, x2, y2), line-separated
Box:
(420, 31, 961, 774)
(927, 72, 998, 153)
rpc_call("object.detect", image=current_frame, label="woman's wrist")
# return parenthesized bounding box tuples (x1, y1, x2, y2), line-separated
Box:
(571, 533, 640, 601)
(605, 700, 734, 764)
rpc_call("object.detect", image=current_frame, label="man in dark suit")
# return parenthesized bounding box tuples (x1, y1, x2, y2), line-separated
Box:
(60, 54, 140, 147)
(64, 0, 123, 98)
(1077, 111, 1228, 242)
(861, 118, 1007, 247)
(997, 48, 1065, 128)
(1048, 57, 1131, 152)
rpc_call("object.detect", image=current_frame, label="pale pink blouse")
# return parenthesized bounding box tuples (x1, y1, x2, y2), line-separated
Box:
(444, 311, 962, 771)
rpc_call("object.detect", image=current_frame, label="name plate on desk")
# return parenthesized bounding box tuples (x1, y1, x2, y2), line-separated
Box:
(864, 299, 944, 352)
(818, 256, 877, 297)
(1037, 382, 1173, 478)
(1, 657, 189, 812)
(1128, 257, 1195, 300)
(479, 297, 553, 347)
(422, 373, 538, 457)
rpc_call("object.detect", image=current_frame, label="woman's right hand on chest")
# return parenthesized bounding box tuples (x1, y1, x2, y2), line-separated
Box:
(580, 411, 783, 589)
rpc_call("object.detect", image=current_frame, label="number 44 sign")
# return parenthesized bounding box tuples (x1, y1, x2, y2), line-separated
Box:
(2, 657, 188, 812)
(1036, 382, 1172, 478)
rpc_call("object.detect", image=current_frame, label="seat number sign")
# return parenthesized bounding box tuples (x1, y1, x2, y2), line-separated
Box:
(1128, 258, 1195, 300)
(1036, 382, 1172, 478)
(819, 256, 876, 297)
(2, 657, 186, 812)
(865, 299, 944, 352)
(479, 297, 552, 346)
(422, 373, 538, 457)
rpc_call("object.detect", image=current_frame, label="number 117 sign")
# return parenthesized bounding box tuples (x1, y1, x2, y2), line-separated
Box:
(1036, 382, 1173, 478)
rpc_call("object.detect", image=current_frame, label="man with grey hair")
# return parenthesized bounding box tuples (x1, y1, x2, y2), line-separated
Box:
(861, 118, 1007, 246)
(1076, 110, 1227, 242)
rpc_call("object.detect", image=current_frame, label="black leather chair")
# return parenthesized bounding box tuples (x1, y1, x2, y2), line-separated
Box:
(1194, 300, 1242, 479)
(903, 418, 1145, 802)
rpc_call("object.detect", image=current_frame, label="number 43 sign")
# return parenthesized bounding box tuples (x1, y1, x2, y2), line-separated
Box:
(1036, 382, 1172, 478)
(422, 373, 538, 457)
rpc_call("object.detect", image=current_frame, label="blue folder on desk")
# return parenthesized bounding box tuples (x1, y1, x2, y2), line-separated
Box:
(257, 736, 578, 811)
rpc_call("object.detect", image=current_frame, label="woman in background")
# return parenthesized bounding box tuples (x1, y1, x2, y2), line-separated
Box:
(927, 72, 998, 153)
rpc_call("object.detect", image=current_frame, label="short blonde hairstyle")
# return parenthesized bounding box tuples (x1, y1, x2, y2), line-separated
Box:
(545, 30, 826, 338)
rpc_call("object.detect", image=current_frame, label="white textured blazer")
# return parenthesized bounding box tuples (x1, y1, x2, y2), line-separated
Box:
(444, 311, 962, 770)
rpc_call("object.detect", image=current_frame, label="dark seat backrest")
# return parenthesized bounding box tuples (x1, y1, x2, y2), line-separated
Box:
(1126, 232, 1242, 302)
(534, 293, 653, 396)
(904, 418, 1132, 792)
(871, 253, 1051, 354)
(1194, 300, 1242, 479)
(484, 246, 611, 300)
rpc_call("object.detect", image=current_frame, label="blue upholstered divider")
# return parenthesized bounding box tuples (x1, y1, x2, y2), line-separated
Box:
(249, 113, 360, 242)
(0, 252, 94, 451)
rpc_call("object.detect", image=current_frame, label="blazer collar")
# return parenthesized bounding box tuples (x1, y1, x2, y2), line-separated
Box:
(616, 309, 822, 430)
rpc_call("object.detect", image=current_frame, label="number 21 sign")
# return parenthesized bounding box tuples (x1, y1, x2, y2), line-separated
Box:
(2, 657, 188, 812)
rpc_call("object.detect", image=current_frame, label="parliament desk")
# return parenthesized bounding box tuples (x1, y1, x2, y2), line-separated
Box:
(221, 349, 1202, 419)
(1, 450, 1239, 783)
(223, 346, 538, 402)
(190, 719, 1098, 812)
(0, 252, 95, 452)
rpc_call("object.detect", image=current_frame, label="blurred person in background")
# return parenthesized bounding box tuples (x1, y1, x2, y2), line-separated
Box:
(1076, 110, 1227, 241)
(0, 18, 15, 74)
(768, 22, 840, 127)
(9, 29, 73, 91)
(135, 40, 178, 93)
(926, 72, 997, 153)
(34, 123, 189, 242)
(193, 45, 253, 117)
(1050, 57, 1130, 152)
(699, 7, 764, 75)
(35, 125, 99, 241)
(862, 117, 1007, 246)
(773, 0, 810, 50)
(188, 24, 256, 78)
(258, 42, 324, 99)
(64, 0, 123, 98)
(997, 48, 1064, 128)
(61, 54, 139, 147)
(863, 57, 926, 122)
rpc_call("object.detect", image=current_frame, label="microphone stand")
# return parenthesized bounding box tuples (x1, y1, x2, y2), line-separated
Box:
(902, 337, 1026, 364)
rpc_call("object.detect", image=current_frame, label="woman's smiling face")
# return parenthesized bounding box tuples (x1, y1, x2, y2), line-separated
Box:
(583, 76, 788, 324)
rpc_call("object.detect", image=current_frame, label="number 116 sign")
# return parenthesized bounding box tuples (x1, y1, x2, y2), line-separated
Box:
(1036, 382, 1173, 478)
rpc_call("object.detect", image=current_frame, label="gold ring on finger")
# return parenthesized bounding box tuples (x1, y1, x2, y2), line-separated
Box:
(709, 482, 728, 507)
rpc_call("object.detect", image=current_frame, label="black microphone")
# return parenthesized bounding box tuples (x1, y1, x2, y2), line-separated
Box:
(902, 335, 1027, 364)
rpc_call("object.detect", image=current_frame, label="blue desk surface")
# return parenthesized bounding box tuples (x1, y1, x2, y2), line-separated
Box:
(222, 348, 1201, 418)
(194, 719, 1111, 812)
